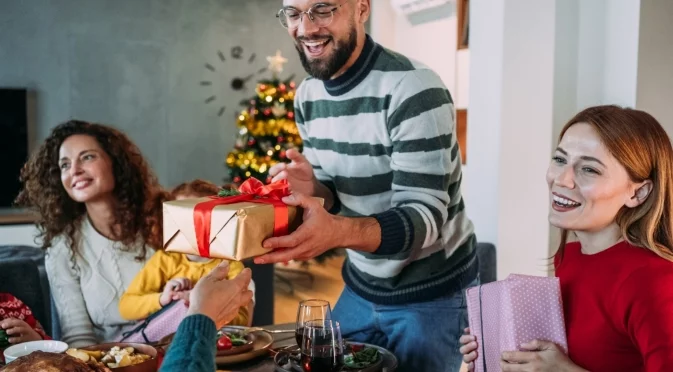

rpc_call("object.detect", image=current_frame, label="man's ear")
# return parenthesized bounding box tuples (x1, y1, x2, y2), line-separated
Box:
(625, 180, 653, 208)
(357, 0, 371, 23)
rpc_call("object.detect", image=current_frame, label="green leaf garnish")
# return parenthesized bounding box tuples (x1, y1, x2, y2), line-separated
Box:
(344, 347, 379, 368)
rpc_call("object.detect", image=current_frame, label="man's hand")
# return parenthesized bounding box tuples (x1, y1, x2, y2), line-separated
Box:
(0, 318, 42, 344)
(269, 149, 318, 196)
(160, 278, 192, 306)
(254, 193, 341, 264)
(254, 193, 380, 264)
(187, 262, 254, 329)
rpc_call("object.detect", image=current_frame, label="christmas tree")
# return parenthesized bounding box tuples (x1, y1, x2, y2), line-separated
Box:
(226, 51, 301, 184)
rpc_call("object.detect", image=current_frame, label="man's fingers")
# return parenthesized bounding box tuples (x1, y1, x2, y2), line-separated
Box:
(268, 163, 286, 177)
(262, 227, 308, 249)
(271, 170, 288, 184)
(285, 148, 306, 163)
(254, 247, 303, 264)
(281, 193, 318, 209)
(8, 337, 23, 344)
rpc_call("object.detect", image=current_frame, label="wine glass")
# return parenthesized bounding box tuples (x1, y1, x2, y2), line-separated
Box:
(300, 319, 344, 372)
(296, 299, 332, 347)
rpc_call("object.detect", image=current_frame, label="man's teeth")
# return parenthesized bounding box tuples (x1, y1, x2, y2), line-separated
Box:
(553, 195, 580, 207)
(304, 40, 329, 47)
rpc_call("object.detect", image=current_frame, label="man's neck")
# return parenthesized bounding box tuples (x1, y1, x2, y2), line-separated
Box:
(330, 32, 367, 80)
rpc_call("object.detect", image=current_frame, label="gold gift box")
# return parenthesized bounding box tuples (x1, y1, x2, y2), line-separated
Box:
(163, 197, 321, 261)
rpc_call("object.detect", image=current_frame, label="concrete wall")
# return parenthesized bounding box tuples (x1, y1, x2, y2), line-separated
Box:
(0, 0, 307, 189)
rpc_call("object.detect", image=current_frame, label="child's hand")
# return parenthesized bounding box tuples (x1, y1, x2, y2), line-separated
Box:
(0, 318, 42, 344)
(459, 327, 479, 371)
(160, 278, 192, 306)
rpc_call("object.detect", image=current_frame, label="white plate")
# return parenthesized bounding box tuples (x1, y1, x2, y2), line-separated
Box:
(3, 340, 69, 363)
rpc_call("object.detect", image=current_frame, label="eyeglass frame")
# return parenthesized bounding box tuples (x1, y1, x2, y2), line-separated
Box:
(276, 0, 351, 30)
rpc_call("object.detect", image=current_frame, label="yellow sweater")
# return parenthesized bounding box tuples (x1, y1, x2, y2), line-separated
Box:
(119, 250, 249, 326)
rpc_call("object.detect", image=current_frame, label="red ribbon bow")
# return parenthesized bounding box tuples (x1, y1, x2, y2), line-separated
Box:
(193, 178, 290, 258)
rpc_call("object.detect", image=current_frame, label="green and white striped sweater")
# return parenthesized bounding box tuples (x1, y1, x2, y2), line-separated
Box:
(295, 35, 478, 305)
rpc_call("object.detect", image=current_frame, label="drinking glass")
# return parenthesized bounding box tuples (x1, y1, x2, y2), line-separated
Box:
(295, 299, 332, 347)
(300, 319, 344, 372)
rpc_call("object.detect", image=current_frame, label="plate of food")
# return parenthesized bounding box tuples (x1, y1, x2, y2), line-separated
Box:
(71, 342, 157, 372)
(274, 342, 395, 372)
(215, 327, 255, 356)
(214, 326, 274, 365)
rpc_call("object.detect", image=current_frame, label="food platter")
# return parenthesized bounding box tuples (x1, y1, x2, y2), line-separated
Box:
(273, 342, 397, 372)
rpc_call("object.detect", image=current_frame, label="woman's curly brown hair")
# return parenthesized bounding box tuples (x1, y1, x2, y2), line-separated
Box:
(15, 120, 167, 260)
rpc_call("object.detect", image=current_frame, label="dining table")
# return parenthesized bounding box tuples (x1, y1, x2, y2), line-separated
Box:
(213, 322, 398, 372)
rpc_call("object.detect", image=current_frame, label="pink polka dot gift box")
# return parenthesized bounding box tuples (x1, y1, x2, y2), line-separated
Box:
(466, 274, 568, 372)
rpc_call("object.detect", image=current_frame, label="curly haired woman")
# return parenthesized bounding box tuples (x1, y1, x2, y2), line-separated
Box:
(15, 120, 167, 348)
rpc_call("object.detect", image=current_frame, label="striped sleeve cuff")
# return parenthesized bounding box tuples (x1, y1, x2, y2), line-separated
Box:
(371, 209, 413, 255)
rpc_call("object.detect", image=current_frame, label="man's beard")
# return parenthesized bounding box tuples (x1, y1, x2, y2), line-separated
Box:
(295, 28, 358, 81)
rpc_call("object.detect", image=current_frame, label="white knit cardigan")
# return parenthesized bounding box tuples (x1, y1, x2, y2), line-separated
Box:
(45, 217, 152, 347)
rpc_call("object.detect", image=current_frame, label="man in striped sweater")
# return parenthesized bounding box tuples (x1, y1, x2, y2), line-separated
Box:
(256, 1, 479, 370)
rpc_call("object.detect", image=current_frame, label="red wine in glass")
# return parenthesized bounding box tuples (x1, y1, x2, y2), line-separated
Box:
(295, 299, 332, 347)
(295, 327, 304, 346)
(300, 320, 344, 372)
(301, 353, 344, 372)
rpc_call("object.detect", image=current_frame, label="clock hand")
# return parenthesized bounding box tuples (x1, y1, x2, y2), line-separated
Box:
(243, 74, 254, 82)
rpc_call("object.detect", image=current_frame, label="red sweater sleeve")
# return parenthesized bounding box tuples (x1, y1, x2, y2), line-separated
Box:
(614, 265, 673, 371)
(0, 293, 50, 340)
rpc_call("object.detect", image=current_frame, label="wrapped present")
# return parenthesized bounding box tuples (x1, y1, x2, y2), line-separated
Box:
(465, 274, 568, 372)
(163, 178, 320, 261)
(118, 300, 189, 344)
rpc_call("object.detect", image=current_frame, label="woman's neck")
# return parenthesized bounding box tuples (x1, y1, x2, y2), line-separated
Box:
(85, 195, 118, 240)
(574, 222, 623, 255)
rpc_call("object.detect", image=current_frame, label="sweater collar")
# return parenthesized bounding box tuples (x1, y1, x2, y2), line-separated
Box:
(323, 34, 379, 96)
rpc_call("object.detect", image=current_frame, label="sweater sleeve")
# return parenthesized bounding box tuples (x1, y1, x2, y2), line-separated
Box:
(44, 241, 97, 348)
(295, 84, 341, 215)
(372, 69, 460, 256)
(119, 251, 172, 320)
(616, 264, 673, 371)
(225, 261, 250, 326)
(159, 314, 217, 372)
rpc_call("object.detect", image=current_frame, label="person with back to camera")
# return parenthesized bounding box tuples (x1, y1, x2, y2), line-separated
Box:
(460, 105, 673, 372)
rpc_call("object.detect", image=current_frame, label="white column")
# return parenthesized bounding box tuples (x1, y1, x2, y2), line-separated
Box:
(466, 0, 563, 279)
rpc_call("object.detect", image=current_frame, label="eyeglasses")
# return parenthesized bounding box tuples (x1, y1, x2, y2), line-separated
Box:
(276, 0, 349, 29)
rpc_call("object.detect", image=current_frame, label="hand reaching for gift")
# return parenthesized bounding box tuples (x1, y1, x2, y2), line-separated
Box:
(160, 278, 192, 306)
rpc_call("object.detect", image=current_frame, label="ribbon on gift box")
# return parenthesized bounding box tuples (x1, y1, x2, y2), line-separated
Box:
(192, 178, 290, 258)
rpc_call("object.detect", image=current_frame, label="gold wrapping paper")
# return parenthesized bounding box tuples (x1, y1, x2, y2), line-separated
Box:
(163, 196, 322, 261)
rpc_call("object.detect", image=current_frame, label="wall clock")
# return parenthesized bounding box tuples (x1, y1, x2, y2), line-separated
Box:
(201, 46, 269, 117)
